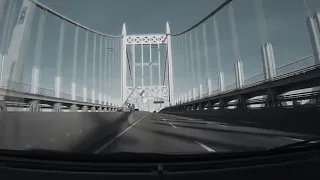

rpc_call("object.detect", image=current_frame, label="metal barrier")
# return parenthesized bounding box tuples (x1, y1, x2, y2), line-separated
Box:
(212, 89, 219, 95)
(276, 56, 314, 77)
(225, 83, 236, 92)
(76, 96, 82, 101)
(244, 73, 265, 87)
(60, 92, 71, 100)
(0, 79, 31, 92)
(38, 87, 55, 97)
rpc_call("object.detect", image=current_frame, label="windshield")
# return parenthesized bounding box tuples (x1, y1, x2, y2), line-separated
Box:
(0, 0, 320, 156)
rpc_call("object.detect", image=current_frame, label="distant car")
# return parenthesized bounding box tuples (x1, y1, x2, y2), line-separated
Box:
(135, 109, 139, 111)
(153, 111, 156, 113)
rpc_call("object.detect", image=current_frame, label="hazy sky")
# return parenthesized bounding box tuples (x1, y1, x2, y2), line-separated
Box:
(1, 0, 320, 101)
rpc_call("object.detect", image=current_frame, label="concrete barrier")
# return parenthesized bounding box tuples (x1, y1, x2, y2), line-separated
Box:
(164, 107, 320, 136)
(0, 111, 148, 152)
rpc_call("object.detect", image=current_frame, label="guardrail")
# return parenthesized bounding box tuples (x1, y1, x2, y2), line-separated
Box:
(0, 79, 116, 107)
(38, 87, 55, 97)
(171, 56, 320, 108)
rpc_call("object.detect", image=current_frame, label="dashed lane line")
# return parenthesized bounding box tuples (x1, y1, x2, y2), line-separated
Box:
(281, 137, 304, 142)
(168, 122, 177, 128)
(195, 141, 215, 152)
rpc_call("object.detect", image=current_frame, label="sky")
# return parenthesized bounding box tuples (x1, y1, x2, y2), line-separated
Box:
(1, 0, 320, 103)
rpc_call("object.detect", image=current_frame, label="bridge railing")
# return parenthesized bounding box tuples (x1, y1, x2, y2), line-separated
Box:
(225, 83, 237, 92)
(76, 95, 82, 102)
(0, 79, 31, 93)
(38, 87, 55, 97)
(275, 56, 316, 78)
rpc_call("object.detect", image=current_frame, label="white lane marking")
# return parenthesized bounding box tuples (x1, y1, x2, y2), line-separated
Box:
(195, 141, 215, 152)
(25, 144, 32, 148)
(168, 122, 177, 128)
(281, 137, 305, 141)
(93, 113, 149, 154)
(217, 124, 228, 127)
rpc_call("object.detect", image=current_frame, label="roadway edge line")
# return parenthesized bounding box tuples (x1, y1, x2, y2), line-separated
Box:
(93, 113, 149, 154)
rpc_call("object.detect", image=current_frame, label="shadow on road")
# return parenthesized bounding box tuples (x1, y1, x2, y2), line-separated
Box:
(67, 112, 130, 153)
(134, 125, 266, 152)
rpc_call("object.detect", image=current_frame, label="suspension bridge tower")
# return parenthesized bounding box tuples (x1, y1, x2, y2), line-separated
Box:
(121, 23, 174, 111)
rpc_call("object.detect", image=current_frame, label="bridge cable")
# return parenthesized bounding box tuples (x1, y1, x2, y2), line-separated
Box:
(161, 0, 234, 44)
(126, 49, 133, 81)
(159, 45, 169, 109)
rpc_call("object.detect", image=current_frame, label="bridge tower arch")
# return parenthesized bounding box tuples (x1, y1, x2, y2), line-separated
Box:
(121, 23, 174, 111)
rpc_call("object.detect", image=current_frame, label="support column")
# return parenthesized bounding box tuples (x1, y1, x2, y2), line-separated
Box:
(218, 71, 224, 93)
(206, 78, 212, 96)
(99, 36, 103, 104)
(103, 37, 108, 105)
(265, 88, 280, 107)
(234, 60, 244, 89)
(192, 88, 197, 100)
(82, 106, 88, 112)
(55, 76, 61, 98)
(91, 107, 96, 112)
(6, 0, 36, 87)
(199, 102, 204, 111)
(207, 100, 212, 110)
(83, 31, 89, 102)
(307, 15, 320, 64)
(121, 24, 127, 104)
(157, 43, 161, 89)
(0, 100, 7, 111)
(237, 95, 247, 108)
(261, 42, 276, 80)
(219, 99, 226, 109)
(71, 26, 79, 100)
(188, 90, 192, 101)
(315, 12, 320, 35)
(92, 34, 97, 103)
(199, 84, 203, 99)
(55, 20, 65, 98)
(29, 100, 40, 112)
(31, 10, 46, 94)
(53, 103, 62, 112)
(266, 43, 276, 78)
(91, 90, 95, 103)
(70, 104, 77, 112)
(166, 22, 174, 105)
(149, 44, 153, 86)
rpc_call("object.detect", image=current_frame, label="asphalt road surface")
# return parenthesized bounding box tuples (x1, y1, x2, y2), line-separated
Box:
(95, 113, 317, 154)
